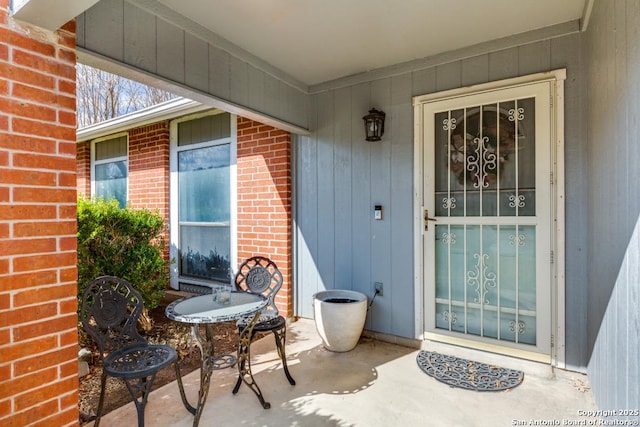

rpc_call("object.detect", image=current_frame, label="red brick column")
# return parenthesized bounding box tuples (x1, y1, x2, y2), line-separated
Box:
(0, 4, 79, 426)
(236, 118, 292, 316)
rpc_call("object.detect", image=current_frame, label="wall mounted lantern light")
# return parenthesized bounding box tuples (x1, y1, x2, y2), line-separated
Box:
(362, 108, 385, 141)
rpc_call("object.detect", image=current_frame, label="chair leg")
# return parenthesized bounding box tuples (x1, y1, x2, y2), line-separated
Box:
(272, 326, 295, 385)
(94, 372, 109, 427)
(234, 312, 270, 409)
(123, 373, 157, 427)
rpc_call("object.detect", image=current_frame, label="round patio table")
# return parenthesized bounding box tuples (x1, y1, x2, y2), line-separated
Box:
(166, 291, 268, 427)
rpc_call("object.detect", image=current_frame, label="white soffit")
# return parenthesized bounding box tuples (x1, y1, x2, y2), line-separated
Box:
(11, 0, 100, 31)
(157, 0, 587, 86)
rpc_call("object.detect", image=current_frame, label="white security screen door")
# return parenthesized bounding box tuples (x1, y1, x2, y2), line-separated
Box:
(416, 77, 561, 360)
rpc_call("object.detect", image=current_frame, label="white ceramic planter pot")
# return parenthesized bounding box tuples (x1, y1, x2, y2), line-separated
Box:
(313, 290, 368, 352)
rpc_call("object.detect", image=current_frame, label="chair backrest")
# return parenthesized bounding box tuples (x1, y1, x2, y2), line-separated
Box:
(234, 256, 283, 314)
(79, 276, 147, 360)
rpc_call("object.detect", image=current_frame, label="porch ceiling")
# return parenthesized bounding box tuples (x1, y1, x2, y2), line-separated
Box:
(157, 0, 588, 86)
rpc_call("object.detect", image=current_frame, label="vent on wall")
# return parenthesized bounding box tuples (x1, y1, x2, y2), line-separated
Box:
(179, 283, 211, 295)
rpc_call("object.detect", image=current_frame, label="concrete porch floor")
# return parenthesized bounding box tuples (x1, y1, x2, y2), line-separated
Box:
(89, 319, 596, 427)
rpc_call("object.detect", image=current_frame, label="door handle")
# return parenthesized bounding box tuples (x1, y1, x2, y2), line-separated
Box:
(424, 209, 437, 231)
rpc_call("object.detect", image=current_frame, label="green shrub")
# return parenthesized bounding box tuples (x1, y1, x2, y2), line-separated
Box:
(77, 196, 170, 311)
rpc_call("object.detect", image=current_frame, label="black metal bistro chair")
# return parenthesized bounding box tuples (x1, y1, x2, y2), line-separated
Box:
(233, 257, 296, 400)
(79, 276, 178, 427)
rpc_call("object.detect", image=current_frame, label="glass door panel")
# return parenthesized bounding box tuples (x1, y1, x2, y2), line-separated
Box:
(435, 99, 536, 219)
(434, 222, 538, 344)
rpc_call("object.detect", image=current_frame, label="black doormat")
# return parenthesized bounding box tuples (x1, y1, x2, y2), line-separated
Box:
(416, 351, 524, 391)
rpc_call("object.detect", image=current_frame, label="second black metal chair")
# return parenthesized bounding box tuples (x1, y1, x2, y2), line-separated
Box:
(233, 256, 296, 399)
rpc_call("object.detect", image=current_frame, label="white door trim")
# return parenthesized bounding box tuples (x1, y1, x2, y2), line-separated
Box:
(412, 69, 566, 367)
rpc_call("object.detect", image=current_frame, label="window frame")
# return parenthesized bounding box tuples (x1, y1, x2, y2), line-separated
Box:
(169, 111, 238, 290)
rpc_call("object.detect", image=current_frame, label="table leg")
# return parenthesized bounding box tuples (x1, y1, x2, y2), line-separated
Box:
(232, 311, 271, 409)
(174, 324, 215, 426)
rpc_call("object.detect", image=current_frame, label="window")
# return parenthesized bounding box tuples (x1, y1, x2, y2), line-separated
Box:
(92, 135, 128, 208)
(170, 112, 236, 289)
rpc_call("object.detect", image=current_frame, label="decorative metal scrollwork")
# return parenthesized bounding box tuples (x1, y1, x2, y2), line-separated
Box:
(467, 253, 497, 304)
(508, 107, 524, 122)
(92, 291, 128, 328)
(443, 310, 457, 325)
(509, 233, 526, 247)
(443, 118, 457, 131)
(446, 105, 526, 189)
(442, 197, 456, 209)
(441, 232, 456, 245)
(509, 320, 526, 334)
(466, 136, 497, 189)
(245, 266, 270, 293)
(508, 194, 525, 208)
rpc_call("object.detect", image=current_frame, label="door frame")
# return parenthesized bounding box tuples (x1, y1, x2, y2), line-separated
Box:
(412, 69, 566, 367)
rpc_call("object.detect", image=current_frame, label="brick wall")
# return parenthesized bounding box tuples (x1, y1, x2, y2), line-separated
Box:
(128, 122, 170, 255)
(76, 122, 171, 260)
(0, 3, 79, 426)
(236, 117, 292, 316)
(76, 116, 293, 316)
(75, 141, 89, 197)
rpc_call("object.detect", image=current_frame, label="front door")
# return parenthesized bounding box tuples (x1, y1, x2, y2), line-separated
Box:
(416, 77, 561, 361)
